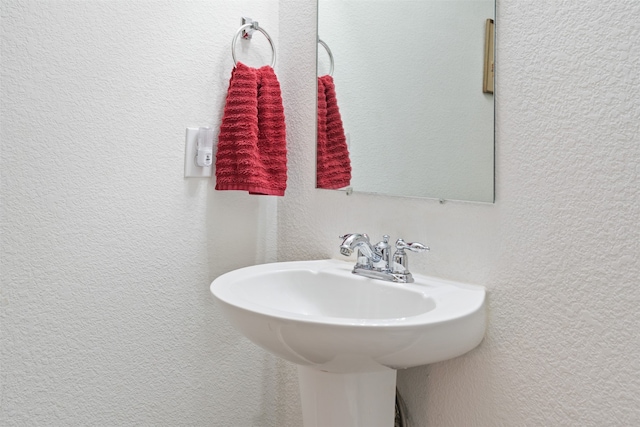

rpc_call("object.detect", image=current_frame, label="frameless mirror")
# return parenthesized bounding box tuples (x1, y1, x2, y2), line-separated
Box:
(317, 0, 495, 202)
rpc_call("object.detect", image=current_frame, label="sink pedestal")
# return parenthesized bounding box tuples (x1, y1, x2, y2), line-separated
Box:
(297, 366, 396, 427)
(211, 260, 487, 425)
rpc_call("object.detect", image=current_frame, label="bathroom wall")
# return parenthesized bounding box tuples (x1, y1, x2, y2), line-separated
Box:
(2, 0, 639, 426)
(1, 1, 299, 425)
(278, 0, 640, 426)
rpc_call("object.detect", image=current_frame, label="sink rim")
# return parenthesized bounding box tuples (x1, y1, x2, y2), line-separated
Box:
(210, 259, 485, 328)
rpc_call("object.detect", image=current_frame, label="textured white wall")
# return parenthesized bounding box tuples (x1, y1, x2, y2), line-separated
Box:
(1, 1, 301, 426)
(279, 0, 640, 426)
(3, 0, 639, 426)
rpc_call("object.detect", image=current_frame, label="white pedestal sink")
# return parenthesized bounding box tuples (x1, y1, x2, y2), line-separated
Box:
(210, 259, 486, 427)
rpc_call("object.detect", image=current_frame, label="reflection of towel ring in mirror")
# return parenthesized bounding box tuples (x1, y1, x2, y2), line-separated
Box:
(318, 38, 334, 76)
(231, 22, 276, 68)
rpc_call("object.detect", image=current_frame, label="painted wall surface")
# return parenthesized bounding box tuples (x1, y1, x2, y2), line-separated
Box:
(279, 0, 640, 426)
(1, 1, 300, 425)
(2, 0, 639, 426)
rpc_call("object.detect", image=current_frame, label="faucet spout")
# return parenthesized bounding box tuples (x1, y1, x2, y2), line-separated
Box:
(339, 234, 381, 262)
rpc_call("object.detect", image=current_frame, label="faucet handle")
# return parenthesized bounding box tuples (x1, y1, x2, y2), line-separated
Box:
(339, 233, 369, 241)
(392, 239, 429, 279)
(395, 239, 429, 253)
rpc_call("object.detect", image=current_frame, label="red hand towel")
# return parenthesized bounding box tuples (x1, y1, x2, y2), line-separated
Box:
(316, 77, 330, 184)
(316, 74, 351, 189)
(215, 62, 287, 196)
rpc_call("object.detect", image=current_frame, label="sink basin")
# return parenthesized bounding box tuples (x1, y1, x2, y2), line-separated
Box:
(210, 259, 486, 427)
(211, 259, 486, 372)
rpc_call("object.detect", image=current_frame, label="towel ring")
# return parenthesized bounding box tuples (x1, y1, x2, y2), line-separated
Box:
(231, 22, 276, 68)
(318, 38, 334, 76)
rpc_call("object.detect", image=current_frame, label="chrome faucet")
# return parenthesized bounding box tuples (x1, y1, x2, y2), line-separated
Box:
(339, 233, 381, 263)
(339, 234, 429, 283)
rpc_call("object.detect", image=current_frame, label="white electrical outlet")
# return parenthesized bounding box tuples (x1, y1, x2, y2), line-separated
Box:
(184, 127, 213, 178)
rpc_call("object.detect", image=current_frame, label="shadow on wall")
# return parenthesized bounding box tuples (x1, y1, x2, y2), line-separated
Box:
(205, 188, 278, 277)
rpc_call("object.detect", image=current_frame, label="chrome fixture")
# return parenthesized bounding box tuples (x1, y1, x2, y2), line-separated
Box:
(317, 38, 334, 76)
(232, 17, 276, 68)
(339, 234, 429, 283)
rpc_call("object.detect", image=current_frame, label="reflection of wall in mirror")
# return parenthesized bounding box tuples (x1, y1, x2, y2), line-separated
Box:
(318, 0, 495, 202)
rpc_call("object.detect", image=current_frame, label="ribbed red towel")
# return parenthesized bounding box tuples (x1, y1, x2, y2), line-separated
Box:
(215, 62, 287, 196)
(317, 75, 351, 189)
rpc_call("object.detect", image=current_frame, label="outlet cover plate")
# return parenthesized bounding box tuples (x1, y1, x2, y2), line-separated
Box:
(184, 127, 213, 178)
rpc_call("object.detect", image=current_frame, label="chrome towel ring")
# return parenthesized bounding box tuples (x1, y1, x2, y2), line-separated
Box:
(231, 20, 276, 68)
(318, 38, 334, 76)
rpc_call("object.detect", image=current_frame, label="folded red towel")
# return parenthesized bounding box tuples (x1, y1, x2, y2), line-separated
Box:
(215, 62, 287, 196)
(317, 75, 351, 189)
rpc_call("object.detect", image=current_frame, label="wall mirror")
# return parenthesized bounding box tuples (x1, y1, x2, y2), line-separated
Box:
(317, 0, 495, 202)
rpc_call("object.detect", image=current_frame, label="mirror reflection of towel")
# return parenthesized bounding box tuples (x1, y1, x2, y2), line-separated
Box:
(215, 62, 287, 196)
(317, 75, 351, 189)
